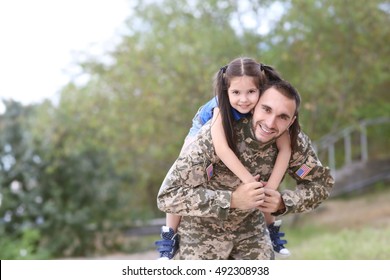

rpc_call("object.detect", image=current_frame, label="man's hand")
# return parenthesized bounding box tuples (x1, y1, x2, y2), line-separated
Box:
(231, 181, 265, 210)
(257, 188, 285, 213)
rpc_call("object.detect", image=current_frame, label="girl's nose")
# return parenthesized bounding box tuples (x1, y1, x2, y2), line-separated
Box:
(239, 94, 249, 103)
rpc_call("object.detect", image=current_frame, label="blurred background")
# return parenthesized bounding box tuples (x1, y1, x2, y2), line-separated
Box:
(0, 0, 389, 260)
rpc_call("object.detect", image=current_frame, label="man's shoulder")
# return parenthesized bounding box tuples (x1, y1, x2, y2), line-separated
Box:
(296, 130, 314, 149)
(182, 122, 215, 156)
(290, 130, 316, 166)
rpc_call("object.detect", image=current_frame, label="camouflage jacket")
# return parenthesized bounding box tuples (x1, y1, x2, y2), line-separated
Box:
(157, 117, 334, 258)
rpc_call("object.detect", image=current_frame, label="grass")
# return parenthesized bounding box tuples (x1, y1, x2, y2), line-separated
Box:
(285, 225, 390, 259)
(279, 185, 390, 260)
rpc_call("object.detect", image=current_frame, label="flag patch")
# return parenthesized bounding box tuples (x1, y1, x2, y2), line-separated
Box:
(206, 163, 213, 181)
(295, 164, 313, 179)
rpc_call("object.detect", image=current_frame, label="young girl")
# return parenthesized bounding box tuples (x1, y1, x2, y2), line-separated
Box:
(156, 57, 291, 259)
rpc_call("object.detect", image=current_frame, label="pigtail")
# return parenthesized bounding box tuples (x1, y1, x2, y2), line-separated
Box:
(214, 65, 238, 155)
(261, 64, 283, 83)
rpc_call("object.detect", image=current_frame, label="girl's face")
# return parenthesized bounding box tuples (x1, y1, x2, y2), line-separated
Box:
(228, 76, 259, 114)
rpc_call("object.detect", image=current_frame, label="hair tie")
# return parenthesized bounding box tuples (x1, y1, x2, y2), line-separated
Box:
(259, 63, 264, 71)
(220, 65, 228, 73)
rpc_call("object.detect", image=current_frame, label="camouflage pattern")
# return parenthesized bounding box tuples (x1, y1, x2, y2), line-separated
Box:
(157, 117, 334, 260)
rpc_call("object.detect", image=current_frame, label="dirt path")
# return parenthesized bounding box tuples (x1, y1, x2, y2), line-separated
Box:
(96, 251, 158, 260)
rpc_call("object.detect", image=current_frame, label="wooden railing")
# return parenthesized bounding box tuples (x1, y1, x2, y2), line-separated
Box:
(313, 117, 390, 196)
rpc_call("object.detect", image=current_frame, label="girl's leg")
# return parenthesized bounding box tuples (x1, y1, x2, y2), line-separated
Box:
(264, 212, 290, 257)
(156, 214, 181, 260)
(166, 213, 181, 232)
(264, 211, 275, 225)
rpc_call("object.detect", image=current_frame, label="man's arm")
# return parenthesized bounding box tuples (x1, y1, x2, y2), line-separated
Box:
(157, 158, 232, 220)
(269, 131, 334, 216)
(157, 124, 233, 220)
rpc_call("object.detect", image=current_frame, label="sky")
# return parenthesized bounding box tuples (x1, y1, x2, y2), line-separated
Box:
(0, 0, 131, 112)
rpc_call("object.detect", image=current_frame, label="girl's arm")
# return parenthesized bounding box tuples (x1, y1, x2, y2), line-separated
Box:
(266, 131, 291, 190)
(211, 108, 256, 183)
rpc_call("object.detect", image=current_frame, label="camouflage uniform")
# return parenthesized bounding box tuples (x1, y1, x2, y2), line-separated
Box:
(157, 117, 334, 260)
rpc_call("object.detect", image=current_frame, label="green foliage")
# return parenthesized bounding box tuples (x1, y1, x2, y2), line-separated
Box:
(265, 0, 390, 139)
(0, 101, 46, 257)
(0, 228, 51, 259)
(0, 101, 129, 258)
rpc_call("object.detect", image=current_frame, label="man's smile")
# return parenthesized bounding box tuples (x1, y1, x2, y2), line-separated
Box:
(257, 123, 277, 136)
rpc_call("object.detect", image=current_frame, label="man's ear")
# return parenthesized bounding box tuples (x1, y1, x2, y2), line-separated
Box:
(288, 116, 296, 129)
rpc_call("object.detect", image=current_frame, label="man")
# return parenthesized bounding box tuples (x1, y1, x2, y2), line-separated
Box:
(157, 79, 334, 260)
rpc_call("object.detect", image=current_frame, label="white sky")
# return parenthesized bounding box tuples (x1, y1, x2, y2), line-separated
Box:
(0, 0, 130, 112)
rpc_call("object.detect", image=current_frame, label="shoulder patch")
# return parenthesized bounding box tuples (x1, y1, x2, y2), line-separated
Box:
(295, 163, 313, 179)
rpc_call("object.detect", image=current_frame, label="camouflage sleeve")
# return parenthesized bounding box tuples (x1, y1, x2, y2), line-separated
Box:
(157, 126, 232, 220)
(274, 131, 335, 215)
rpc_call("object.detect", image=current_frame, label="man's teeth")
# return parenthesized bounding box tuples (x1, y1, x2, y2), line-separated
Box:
(260, 125, 272, 134)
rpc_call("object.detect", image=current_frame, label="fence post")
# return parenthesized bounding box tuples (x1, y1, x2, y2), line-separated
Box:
(328, 144, 336, 179)
(344, 131, 352, 166)
(360, 124, 368, 162)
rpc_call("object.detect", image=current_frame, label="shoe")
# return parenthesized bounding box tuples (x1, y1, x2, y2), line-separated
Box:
(155, 226, 179, 260)
(268, 220, 291, 257)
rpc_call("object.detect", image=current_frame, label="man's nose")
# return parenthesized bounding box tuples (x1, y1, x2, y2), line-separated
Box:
(266, 115, 276, 128)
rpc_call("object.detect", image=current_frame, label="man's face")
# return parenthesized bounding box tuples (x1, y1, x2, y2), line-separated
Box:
(252, 87, 297, 144)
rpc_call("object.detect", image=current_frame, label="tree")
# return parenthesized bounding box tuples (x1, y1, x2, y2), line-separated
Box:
(0, 100, 127, 258)
(0, 101, 49, 258)
(263, 0, 390, 138)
